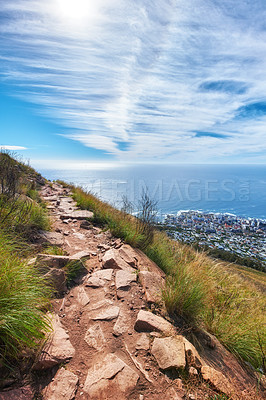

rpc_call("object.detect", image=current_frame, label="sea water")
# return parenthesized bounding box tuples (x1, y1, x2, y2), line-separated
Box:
(39, 164, 266, 221)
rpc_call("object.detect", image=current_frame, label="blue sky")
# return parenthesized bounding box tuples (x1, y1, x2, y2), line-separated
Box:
(0, 0, 266, 168)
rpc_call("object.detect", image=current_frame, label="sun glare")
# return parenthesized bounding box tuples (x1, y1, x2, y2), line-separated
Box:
(57, 0, 99, 22)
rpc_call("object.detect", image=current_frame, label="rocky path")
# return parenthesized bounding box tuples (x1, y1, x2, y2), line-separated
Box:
(0, 182, 262, 400)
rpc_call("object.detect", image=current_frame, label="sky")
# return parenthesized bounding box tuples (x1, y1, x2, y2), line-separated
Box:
(0, 0, 266, 169)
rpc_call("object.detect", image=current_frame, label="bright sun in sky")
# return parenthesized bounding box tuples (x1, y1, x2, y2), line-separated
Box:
(57, 0, 99, 21)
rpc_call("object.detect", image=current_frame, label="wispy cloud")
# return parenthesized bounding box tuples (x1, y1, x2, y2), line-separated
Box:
(0, 0, 266, 163)
(0, 145, 27, 150)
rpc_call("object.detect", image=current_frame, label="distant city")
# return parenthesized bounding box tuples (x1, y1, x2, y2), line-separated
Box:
(159, 211, 266, 269)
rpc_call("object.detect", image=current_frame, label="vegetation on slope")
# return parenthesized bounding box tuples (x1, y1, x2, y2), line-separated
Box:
(0, 152, 51, 366)
(71, 185, 265, 372)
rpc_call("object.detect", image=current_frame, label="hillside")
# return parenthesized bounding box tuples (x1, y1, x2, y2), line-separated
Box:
(0, 154, 265, 399)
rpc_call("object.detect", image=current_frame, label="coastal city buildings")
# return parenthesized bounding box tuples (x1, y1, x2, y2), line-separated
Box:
(161, 211, 266, 269)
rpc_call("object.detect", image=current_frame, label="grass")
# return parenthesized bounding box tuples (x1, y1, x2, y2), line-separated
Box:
(0, 230, 51, 363)
(72, 187, 151, 249)
(70, 185, 266, 372)
(0, 152, 52, 366)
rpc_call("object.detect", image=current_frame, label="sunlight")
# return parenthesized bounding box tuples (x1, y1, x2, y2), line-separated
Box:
(56, 0, 100, 22)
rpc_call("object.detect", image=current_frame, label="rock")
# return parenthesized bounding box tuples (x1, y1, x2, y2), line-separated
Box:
(102, 249, 134, 271)
(0, 386, 34, 400)
(134, 310, 175, 335)
(84, 353, 139, 399)
(151, 336, 186, 370)
(189, 367, 198, 376)
(34, 314, 75, 369)
(183, 337, 203, 369)
(118, 244, 138, 267)
(36, 254, 70, 269)
(86, 269, 113, 287)
(38, 231, 64, 246)
(138, 270, 164, 304)
(43, 368, 78, 400)
(93, 306, 120, 321)
(69, 250, 91, 260)
(73, 232, 86, 240)
(88, 299, 113, 311)
(115, 270, 136, 290)
(80, 220, 93, 229)
(201, 366, 233, 396)
(113, 310, 130, 336)
(60, 210, 93, 220)
(44, 268, 67, 294)
(84, 324, 106, 351)
(136, 333, 150, 350)
(74, 286, 90, 306)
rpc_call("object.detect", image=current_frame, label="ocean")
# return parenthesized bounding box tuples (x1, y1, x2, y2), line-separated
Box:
(39, 164, 266, 221)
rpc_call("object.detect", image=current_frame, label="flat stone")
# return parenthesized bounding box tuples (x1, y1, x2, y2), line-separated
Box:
(151, 336, 186, 370)
(201, 366, 233, 397)
(118, 244, 138, 267)
(44, 268, 67, 294)
(70, 250, 91, 260)
(138, 270, 164, 303)
(73, 232, 86, 240)
(0, 386, 34, 400)
(38, 231, 64, 246)
(84, 324, 106, 351)
(115, 270, 136, 290)
(86, 269, 113, 287)
(93, 306, 120, 321)
(60, 210, 93, 220)
(134, 310, 175, 335)
(43, 368, 78, 400)
(113, 310, 130, 336)
(84, 353, 139, 399)
(74, 286, 90, 306)
(102, 249, 133, 271)
(34, 314, 75, 369)
(136, 333, 150, 350)
(88, 299, 113, 311)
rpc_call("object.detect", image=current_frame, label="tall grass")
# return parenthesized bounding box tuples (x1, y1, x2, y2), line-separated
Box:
(0, 230, 51, 363)
(70, 186, 266, 371)
(72, 187, 150, 249)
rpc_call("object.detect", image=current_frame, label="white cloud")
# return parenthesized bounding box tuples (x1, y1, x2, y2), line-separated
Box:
(0, 145, 27, 150)
(0, 0, 266, 163)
